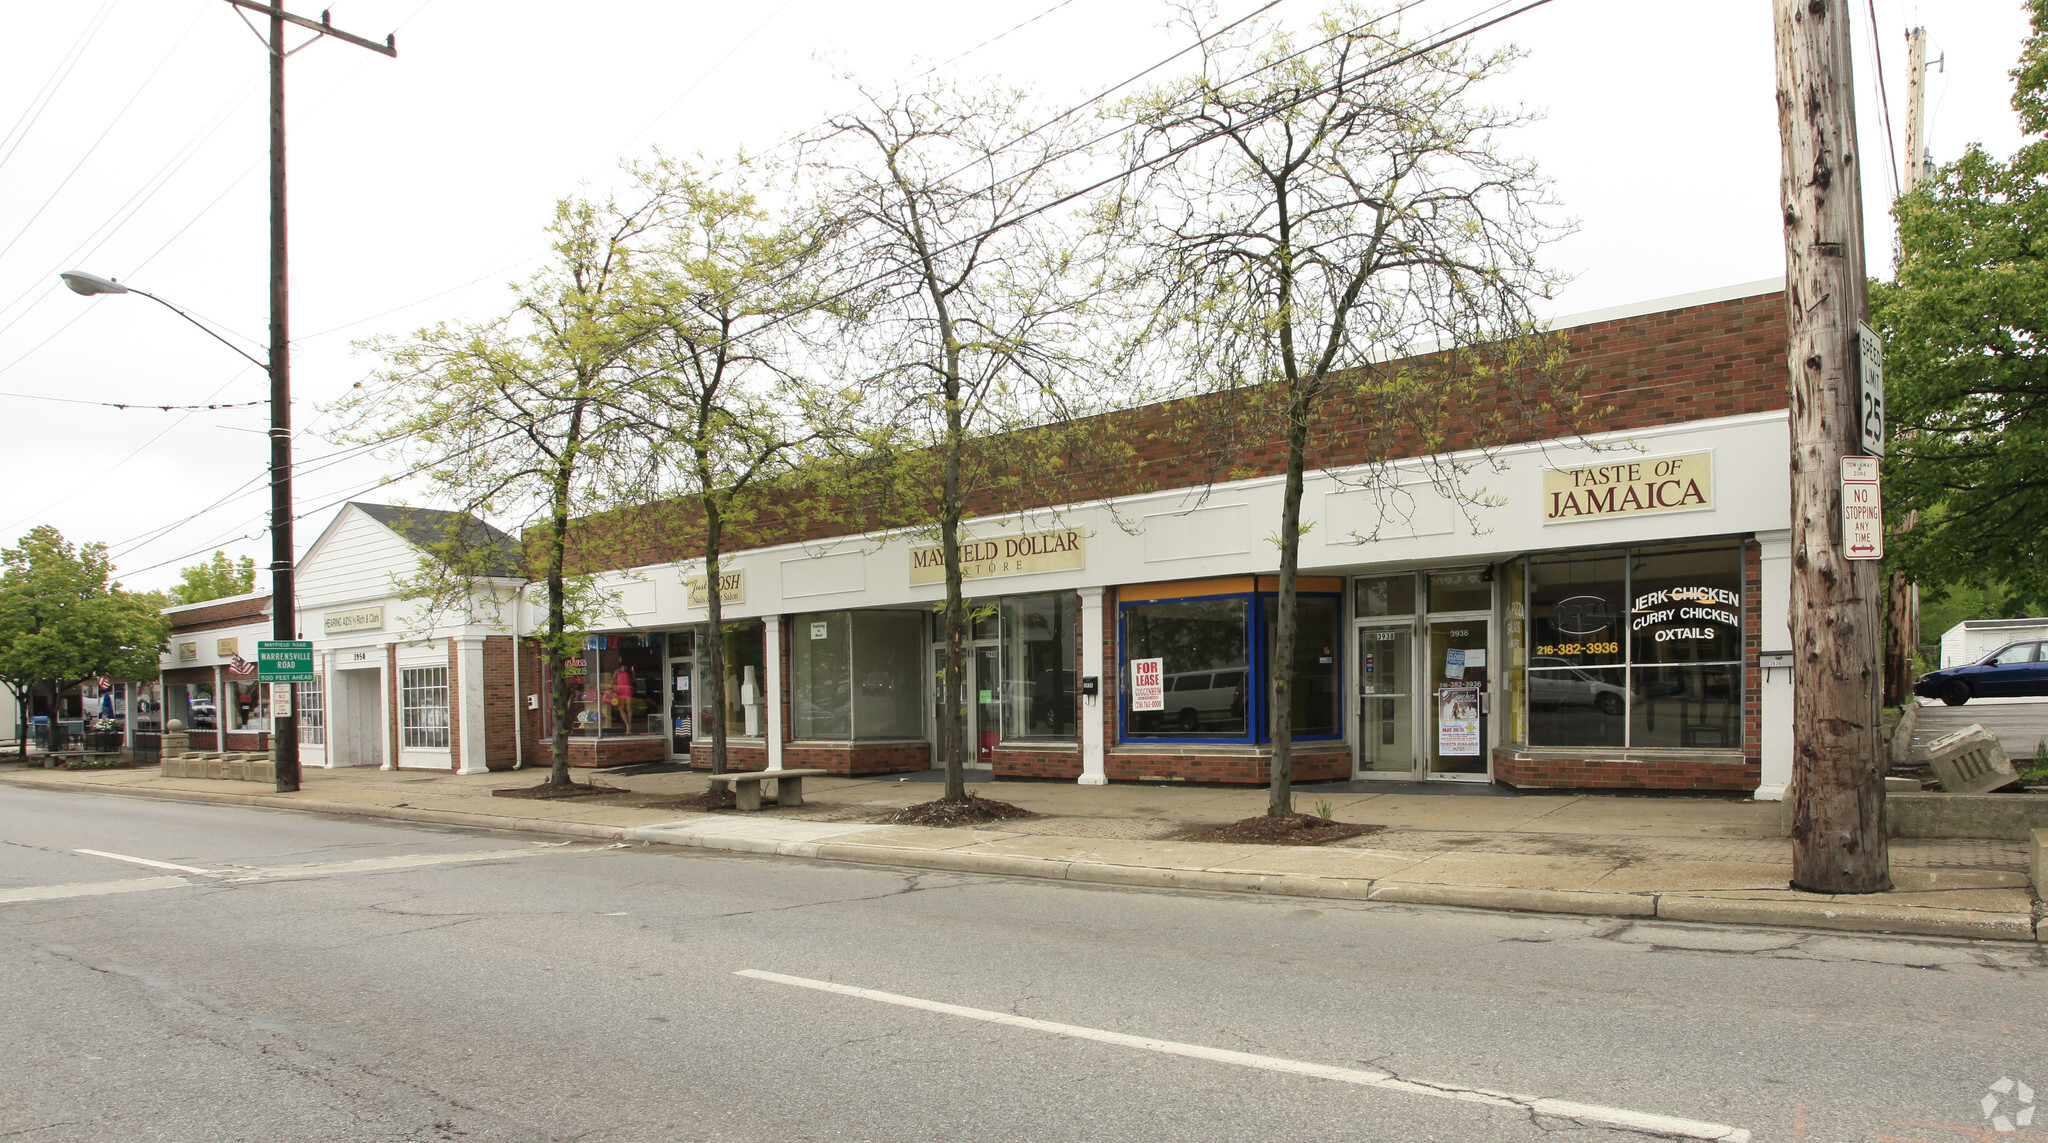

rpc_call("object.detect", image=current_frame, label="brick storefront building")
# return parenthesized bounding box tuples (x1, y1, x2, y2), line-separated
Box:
(517, 281, 1796, 797)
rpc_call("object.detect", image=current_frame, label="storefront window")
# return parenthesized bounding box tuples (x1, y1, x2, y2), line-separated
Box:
(699, 621, 767, 739)
(1627, 544, 1744, 748)
(1355, 574, 1417, 618)
(1523, 541, 1744, 749)
(401, 667, 450, 749)
(296, 679, 325, 745)
(792, 610, 926, 740)
(1001, 593, 1076, 740)
(556, 634, 667, 737)
(1121, 585, 1341, 743)
(228, 679, 268, 732)
(166, 681, 215, 731)
(1261, 595, 1342, 737)
(1427, 569, 1492, 612)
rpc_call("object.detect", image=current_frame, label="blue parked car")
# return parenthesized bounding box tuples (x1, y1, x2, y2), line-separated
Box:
(1914, 640, 2048, 706)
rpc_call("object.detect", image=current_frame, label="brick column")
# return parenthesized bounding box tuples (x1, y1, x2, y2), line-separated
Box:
(1079, 587, 1106, 785)
(764, 615, 785, 770)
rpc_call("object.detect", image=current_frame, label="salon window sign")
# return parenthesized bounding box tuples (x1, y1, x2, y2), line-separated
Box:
(323, 606, 384, 635)
(1543, 452, 1712, 524)
(685, 569, 745, 608)
(909, 528, 1085, 586)
(1437, 685, 1481, 756)
(1129, 657, 1165, 712)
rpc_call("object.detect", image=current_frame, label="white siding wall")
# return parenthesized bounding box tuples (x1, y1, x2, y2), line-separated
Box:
(297, 507, 420, 609)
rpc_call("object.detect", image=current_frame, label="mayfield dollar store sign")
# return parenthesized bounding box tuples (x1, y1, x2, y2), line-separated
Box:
(1543, 452, 1713, 524)
(909, 528, 1085, 585)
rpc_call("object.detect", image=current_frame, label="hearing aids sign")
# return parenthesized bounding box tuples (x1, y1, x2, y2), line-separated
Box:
(1544, 452, 1713, 524)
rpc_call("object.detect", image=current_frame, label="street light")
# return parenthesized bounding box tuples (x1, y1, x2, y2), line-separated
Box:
(60, 268, 297, 793)
(59, 272, 270, 373)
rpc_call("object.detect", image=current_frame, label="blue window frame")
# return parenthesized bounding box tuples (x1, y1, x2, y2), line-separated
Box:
(1119, 587, 1343, 744)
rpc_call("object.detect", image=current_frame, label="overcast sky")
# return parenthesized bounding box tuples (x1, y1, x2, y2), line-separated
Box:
(0, 0, 2030, 593)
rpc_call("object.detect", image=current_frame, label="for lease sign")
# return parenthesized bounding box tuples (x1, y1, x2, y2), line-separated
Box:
(1129, 657, 1165, 712)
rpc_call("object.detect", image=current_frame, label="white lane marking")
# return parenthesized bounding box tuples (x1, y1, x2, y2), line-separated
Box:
(0, 876, 195, 904)
(737, 970, 1751, 1143)
(218, 847, 566, 882)
(73, 849, 216, 875)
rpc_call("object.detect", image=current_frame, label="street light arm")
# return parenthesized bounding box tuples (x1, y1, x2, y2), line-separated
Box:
(123, 287, 272, 375)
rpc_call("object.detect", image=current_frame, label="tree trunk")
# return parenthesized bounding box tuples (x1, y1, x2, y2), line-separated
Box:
(547, 488, 573, 789)
(1775, 0, 1889, 893)
(941, 368, 968, 805)
(1268, 398, 1309, 817)
(1883, 561, 1918, 705)
(703, 490, 730, 786)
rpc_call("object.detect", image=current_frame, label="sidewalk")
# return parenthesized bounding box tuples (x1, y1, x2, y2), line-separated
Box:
(3, 762, 2038, 943)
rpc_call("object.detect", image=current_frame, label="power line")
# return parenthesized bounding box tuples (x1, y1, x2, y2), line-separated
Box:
(0, 2, 213, 268)
(0, 390, 264, 411)
(0, 0, 119, 175)
(1865, 0, 1902, 200)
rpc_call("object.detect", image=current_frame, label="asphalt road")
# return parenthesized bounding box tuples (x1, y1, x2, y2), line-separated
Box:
(2, 787, 2043, 1143)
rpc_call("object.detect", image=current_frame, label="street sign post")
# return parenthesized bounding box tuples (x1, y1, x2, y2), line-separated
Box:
(1857, 321, 1885, 456)
(1842, 456, 1884, 560)
(257, 640, 315, 682)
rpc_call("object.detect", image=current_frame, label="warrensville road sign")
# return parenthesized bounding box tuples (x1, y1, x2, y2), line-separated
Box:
(257, 640, 316, 682)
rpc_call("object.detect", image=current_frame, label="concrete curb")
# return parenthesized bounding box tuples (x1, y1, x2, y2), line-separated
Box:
(7, 773, 2040, 944)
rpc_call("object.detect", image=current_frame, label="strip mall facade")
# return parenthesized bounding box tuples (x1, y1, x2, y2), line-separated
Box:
(160, 281, 1800, 798)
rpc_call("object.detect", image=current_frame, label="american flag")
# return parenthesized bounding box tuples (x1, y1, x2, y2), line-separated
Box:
(227, 655, 257, 678)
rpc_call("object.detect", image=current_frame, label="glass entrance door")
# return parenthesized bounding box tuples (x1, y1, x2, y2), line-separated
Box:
(668, 656, 693, 757)
(931, 642, 1001, 769)
(1357, 622, 1417, 776)
(1427, 618, 1490, 777)
(973, 645, 1000, 768)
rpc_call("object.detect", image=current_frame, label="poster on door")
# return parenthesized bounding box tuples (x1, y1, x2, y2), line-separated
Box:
(1437, 685, 1481, 756)
(1130, 657, 1165, 712)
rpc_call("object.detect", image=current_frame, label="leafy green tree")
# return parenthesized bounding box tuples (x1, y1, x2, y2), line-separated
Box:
(1110, 4, 1575, 815)
(629, 157, 849, 781)
(344, 187, 670, 788)
(0, 527, 166, 759)
(1873, 0, 2048, 610)
(171, 551, 257, 605)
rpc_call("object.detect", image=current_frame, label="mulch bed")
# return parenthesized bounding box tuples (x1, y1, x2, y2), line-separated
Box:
(878, 794, 1035, 827)
(491, 780, 619, 800)
(659, 787, 747, 811)
(55, 759, 139, 770)
(1183, 813, 1384, 846)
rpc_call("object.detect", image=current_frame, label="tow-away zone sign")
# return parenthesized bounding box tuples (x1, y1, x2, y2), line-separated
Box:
(1842, 457, 1883, 560)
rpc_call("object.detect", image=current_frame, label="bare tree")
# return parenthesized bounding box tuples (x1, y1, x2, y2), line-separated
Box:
(803, 77, 1114, 804)
(1112, 4, 1574, 815)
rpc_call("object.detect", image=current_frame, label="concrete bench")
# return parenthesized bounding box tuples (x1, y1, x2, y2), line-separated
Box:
(712, 768, 830, 811)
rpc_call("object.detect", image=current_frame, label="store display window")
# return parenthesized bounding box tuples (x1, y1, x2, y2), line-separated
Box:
(547, 633, 668, 738)
(792, 610, 926, 740)
(228, 679, 268, 732)
(1120, 582, 1342, 744)
(1001, 593, 1076, 741)
(700, 621, 767, 739)
(1522, 541, 1745, 749)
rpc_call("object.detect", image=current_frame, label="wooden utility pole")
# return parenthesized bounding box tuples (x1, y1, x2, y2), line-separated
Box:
(223, 1, 396, 792)
(1774, 0, 1891, 893)
(1883, 26, 1932, 706)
